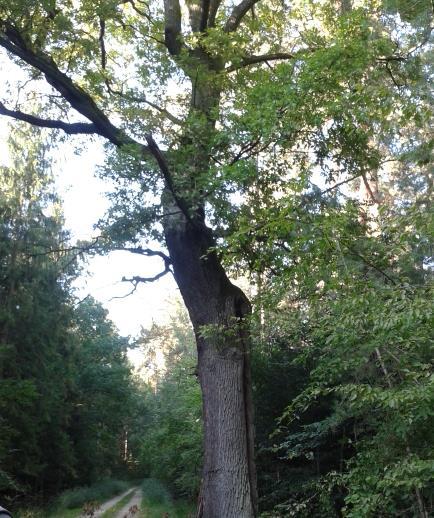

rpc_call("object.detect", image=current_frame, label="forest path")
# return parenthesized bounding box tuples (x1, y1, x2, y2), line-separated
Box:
(112, 488, 142, 518)
(91, 487, 138, 517)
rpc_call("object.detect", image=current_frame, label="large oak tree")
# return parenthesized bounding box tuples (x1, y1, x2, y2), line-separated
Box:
(1, 0, 430, 515)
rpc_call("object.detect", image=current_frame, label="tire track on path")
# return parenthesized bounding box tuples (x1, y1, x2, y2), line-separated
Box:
(112, 488, 142, 518)
(88, 487, 138, 517)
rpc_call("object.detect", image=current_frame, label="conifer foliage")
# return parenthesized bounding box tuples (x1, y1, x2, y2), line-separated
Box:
(0, 127, 139, 505)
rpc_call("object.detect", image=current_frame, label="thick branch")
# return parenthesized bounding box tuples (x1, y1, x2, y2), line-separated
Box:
(226, 52, 295, 72)
(164, 0, 183, 54)
(0, 23, 192, 235)
(0, 24, 142, 149)
(361, 172, 380, 204)
(186, 0, 202, 33)
(99, 18, 107, 70)
(145, 134, 192, 221)
(0, 101, 98, 135)
(208, 0, 222, 28)
(224, 0, 260, 32)
(199, 0, 211, 31)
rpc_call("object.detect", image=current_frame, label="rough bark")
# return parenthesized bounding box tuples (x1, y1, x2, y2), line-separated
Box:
(163, 211, 257, 517)
(162, 36, 258, 512)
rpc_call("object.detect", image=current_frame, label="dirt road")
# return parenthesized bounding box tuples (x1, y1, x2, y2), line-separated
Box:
(90, 487, 138, 517)
(111, 488, 142, 517)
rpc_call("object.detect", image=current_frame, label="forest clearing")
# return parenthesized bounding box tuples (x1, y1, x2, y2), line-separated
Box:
(0, 0, 433, 517)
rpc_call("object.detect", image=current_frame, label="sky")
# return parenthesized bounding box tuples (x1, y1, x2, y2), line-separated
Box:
(0, 49, 185, 380)
(0, 47, 184, 342)
(0, 116, 179, 340)
(55, 142, 179, 337)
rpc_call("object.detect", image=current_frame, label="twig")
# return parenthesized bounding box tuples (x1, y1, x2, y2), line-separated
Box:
(226, 52, 296, 72)
(111, 265, 172, 300)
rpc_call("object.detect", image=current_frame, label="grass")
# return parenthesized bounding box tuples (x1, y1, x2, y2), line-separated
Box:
(138, 500, 194, 518)
(138, 479, 194, 518)
(100, 488, 137, 517)
(16, 507, 79, 518)
(15, 479, 132, 518)
(48, 508, 80, 518)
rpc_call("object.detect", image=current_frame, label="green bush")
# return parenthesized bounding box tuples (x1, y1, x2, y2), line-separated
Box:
(52, 479, 130, 510)
(141, 478, 171, 505)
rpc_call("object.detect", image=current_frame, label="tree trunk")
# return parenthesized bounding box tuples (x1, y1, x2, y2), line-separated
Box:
(164, 213, 257, 517)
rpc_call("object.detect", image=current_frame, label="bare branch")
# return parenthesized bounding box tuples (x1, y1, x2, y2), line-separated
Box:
(112, 246, 171, 264)
(0, 100, 98, 135)
(230, 138, 260, 164)
(29, 238, 173, 267)
(319, 173, 363, 196)
(139, 97, 183, 125)
(346, 246, 398, 285)
(123, 270, 171, 284)
(120, 0, 154, 23)
(105, 82, 183, 125)
(116, 245, 172, 298)
(112, 264, 172, 299)
(229, 138, 273, 165)
(26, 239, 175, 290)
(224, 0, 260, 33)
(384, 60, 405, 88)
(73, 293, 91, 308)
(226, 52, 296, 72)
(110, 282, 140, 299)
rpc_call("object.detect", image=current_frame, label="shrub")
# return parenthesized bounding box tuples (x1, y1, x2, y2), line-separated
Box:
(52, 479, 130, 510)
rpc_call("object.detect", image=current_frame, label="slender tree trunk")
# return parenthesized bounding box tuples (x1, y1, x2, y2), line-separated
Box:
(164, 213, 257, 517)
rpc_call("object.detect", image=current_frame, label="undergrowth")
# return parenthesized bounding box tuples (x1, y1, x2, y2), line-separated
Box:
(140, 478, 194, 517)
(52, 479, 130, 511)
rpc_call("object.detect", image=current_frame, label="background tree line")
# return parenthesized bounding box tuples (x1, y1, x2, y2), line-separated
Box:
(0, 126, 143, 507)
